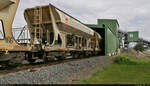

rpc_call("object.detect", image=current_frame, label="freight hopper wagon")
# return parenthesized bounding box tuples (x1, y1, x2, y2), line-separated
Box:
(24, 4, 102, 63)
(0, 1, 101, 66)
(0, 0, 31, 66)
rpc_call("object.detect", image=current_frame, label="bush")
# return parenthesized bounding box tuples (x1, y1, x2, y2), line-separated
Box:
(134, 44, 145, 52)
(114, 56, 137, 65)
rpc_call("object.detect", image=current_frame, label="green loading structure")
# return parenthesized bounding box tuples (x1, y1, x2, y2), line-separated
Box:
(86, 19, 120, 56)
(127, 31, 139, 42)
(124, 31, 139, 50)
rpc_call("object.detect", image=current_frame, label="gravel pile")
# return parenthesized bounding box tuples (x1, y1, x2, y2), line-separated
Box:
(0, 56, 113, 84)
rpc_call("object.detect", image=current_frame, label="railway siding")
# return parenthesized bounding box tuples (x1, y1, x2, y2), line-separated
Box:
(0, 56, 114, 84)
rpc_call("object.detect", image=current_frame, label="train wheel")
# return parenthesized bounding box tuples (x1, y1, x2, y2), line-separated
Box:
(43, 53, 48, 63)
(79, 52, 85, 58)
(8, 60, 20, 67)
(72, 53, 79, 58)
(85, 52, 90, 57)
(28, 59, 36, 64)
(0, 61, 9, 69)
(60, 53, 66, 60)
(55, 56, 63, 60)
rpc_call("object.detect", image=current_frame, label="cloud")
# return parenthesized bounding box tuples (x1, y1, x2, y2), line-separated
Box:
(13, 0, 150, 41)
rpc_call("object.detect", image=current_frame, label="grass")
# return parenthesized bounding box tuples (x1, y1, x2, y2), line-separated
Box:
(77, 54, 150, 84)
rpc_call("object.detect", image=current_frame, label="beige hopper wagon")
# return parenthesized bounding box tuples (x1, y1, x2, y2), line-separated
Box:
(0, 0, 102, 66)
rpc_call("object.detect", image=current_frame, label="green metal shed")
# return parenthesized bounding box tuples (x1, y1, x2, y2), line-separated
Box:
(98, 19, 119, 36)
(86, 19, 120, 56)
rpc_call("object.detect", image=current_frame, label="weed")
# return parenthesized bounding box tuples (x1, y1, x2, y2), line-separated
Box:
(114, 56, 137, 65)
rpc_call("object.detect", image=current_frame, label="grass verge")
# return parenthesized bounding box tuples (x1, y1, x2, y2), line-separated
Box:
(77, 54, 150, 84)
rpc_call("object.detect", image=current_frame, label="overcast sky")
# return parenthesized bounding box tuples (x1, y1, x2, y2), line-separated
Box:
(13, 0, 150, 41)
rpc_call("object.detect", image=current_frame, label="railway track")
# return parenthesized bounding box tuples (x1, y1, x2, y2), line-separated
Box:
(0, 55, 103, 75)
(0, 55, 113, 84)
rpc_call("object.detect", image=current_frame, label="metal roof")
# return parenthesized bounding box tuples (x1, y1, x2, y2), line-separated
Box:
(97, 19, 120, 27)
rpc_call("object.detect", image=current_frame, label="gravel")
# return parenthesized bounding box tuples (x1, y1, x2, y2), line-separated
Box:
(0, 56, 114, 84)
